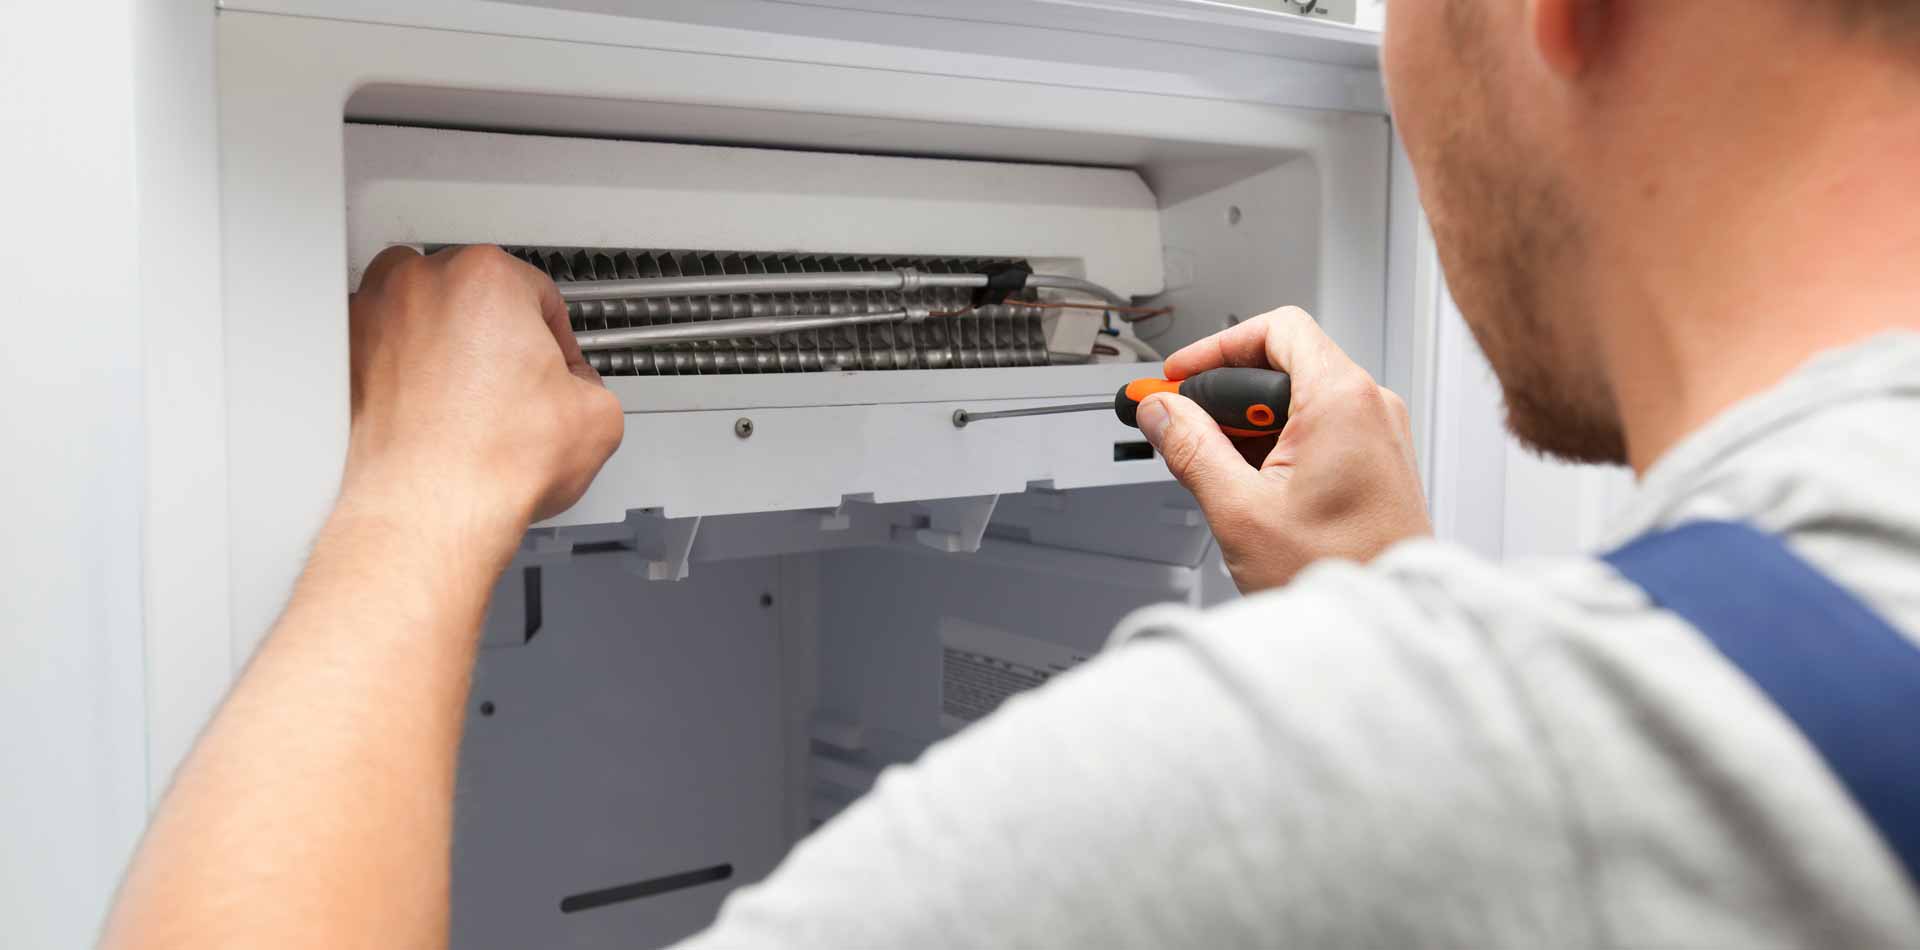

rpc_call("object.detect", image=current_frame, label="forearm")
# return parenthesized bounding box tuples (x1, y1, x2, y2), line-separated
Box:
(103, 485, 521, 950)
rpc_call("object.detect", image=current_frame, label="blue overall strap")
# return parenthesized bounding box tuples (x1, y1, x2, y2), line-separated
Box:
(1604, 521, 1920, 888)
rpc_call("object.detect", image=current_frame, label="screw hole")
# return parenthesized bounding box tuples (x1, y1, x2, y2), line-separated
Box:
(1226, 314, 1241, 326)
(1226, 205, 1243, 226)
(759, 593, 775, 608)
(479, 701, 496, 717)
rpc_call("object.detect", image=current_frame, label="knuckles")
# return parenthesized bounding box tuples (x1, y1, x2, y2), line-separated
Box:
(584, 388, 626, 458)
(1378, 387, 1412, 433)
(441, 244, 518, 284)
(1325, 372, 1385, 412)
(1378, 386, 1408, 418)
(349, 243, 627, 527)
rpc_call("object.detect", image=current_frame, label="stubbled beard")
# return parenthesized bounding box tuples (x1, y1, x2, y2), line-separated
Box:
(1442, 164, 1628, 465)
(1422, 19, 1628, 465)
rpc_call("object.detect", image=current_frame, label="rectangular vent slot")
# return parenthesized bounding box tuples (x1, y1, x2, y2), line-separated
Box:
(558, 863, 735, 914)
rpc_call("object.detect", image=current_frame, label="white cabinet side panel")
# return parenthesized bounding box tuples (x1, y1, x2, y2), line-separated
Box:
(138, 0, 233, 804)
(0, 3, 152, 947)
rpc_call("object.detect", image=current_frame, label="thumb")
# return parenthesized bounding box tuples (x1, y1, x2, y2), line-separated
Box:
(1138, 393, 1253, 511)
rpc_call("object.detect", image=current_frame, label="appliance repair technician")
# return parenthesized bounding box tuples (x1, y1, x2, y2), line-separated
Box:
(102, 1, 1920, 946)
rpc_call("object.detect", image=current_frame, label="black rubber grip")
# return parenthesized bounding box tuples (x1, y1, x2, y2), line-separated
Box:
(1114, 386, 1143, 428)
(1111, 367, 1291, 437)
(1178, 368, 1291, 435)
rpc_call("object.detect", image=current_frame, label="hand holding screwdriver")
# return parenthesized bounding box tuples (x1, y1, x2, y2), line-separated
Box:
(952, 367, 1291, 436)
(1138, 306, 1430, 593)
(1113, 367, 1292, 438)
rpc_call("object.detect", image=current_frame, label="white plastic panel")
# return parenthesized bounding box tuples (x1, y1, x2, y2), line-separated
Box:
(561, 372, 1180, 525)
(344, 125, 1164, 296)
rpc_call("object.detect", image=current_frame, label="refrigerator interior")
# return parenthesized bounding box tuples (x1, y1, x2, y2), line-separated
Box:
(203, 4, 1409, 947)
(6, 4, 1654, 947)
(333, 107, 1393, 950)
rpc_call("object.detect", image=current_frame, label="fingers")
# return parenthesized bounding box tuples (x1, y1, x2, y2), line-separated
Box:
(1137, 393, 1257, 514)
(1163, 307, 1364, 407)
(525, 263, 601, 384)
(1163, 311, 1283, 377)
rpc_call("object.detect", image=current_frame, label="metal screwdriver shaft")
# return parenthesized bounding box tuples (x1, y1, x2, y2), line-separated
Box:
(951, 368, 1292, 438)
(951, 403, 1113, 428)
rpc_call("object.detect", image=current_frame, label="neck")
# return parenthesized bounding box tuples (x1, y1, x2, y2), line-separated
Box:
(1595, 54, 1920, 475)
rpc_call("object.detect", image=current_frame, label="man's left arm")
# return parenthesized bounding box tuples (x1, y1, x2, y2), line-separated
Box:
(100, 246, 623, 950)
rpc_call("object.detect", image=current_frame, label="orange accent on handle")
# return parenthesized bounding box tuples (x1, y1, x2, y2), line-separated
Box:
(1245, 404, 1276, 427)
(1220, 426, 1275, 439)
(1123, 378, 1181, 404)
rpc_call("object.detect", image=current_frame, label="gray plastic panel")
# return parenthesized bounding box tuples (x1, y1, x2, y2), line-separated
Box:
(453, 556, 787, 949)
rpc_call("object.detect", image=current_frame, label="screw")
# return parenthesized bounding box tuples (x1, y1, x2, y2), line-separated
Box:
(734, 417, 754, 439)
(1227, 314, 1241, 326)
(951, 409, 971, 428)
(479, 701, 496, 717)
(759, 593, 774, 608)
(1226, 205, 1243, 226)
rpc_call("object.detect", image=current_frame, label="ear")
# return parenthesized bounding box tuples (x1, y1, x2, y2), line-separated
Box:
(1529, 0, 1608, 78)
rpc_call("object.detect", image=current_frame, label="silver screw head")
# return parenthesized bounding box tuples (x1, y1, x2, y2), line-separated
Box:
(734, 417, 755, 439)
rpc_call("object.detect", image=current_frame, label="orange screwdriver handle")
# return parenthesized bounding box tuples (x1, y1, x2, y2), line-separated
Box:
(1113, 367, 1291, 439)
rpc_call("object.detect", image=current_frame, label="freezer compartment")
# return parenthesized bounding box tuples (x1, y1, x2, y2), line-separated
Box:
(343, 123, 1354, 529)
(218, 4, 1395, 663)
(457, 482, 1207, 949)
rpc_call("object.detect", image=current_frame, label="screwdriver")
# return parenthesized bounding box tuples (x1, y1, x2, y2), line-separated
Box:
(951, 367, 1292, 438)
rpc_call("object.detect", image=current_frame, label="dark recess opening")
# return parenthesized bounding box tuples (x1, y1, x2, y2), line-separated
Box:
(1113, 441, 1155, 462)
(559, 864, 735, 914)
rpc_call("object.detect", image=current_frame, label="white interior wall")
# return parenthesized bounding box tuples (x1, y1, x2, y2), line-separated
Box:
(1147, 156, 1326, 356)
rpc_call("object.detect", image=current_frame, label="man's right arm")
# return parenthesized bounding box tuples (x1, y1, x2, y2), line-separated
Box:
(672, 562, 1588, 949)
(665, 310, 1515, 949)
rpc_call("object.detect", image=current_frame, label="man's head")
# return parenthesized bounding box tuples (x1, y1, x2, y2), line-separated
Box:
(1383, 1, 1919, 466)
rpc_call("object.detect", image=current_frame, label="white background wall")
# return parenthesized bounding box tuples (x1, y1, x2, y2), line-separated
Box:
(0, 3, 155, 946)
(0, 0, 224, 943)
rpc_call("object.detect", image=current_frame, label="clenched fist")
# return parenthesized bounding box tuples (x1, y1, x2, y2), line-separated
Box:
(343, 245, 624, 557)
(1138, 307, 1430, 592)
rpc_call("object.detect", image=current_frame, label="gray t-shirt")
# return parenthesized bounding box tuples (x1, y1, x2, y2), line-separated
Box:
(677, 332, 1920, 949)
